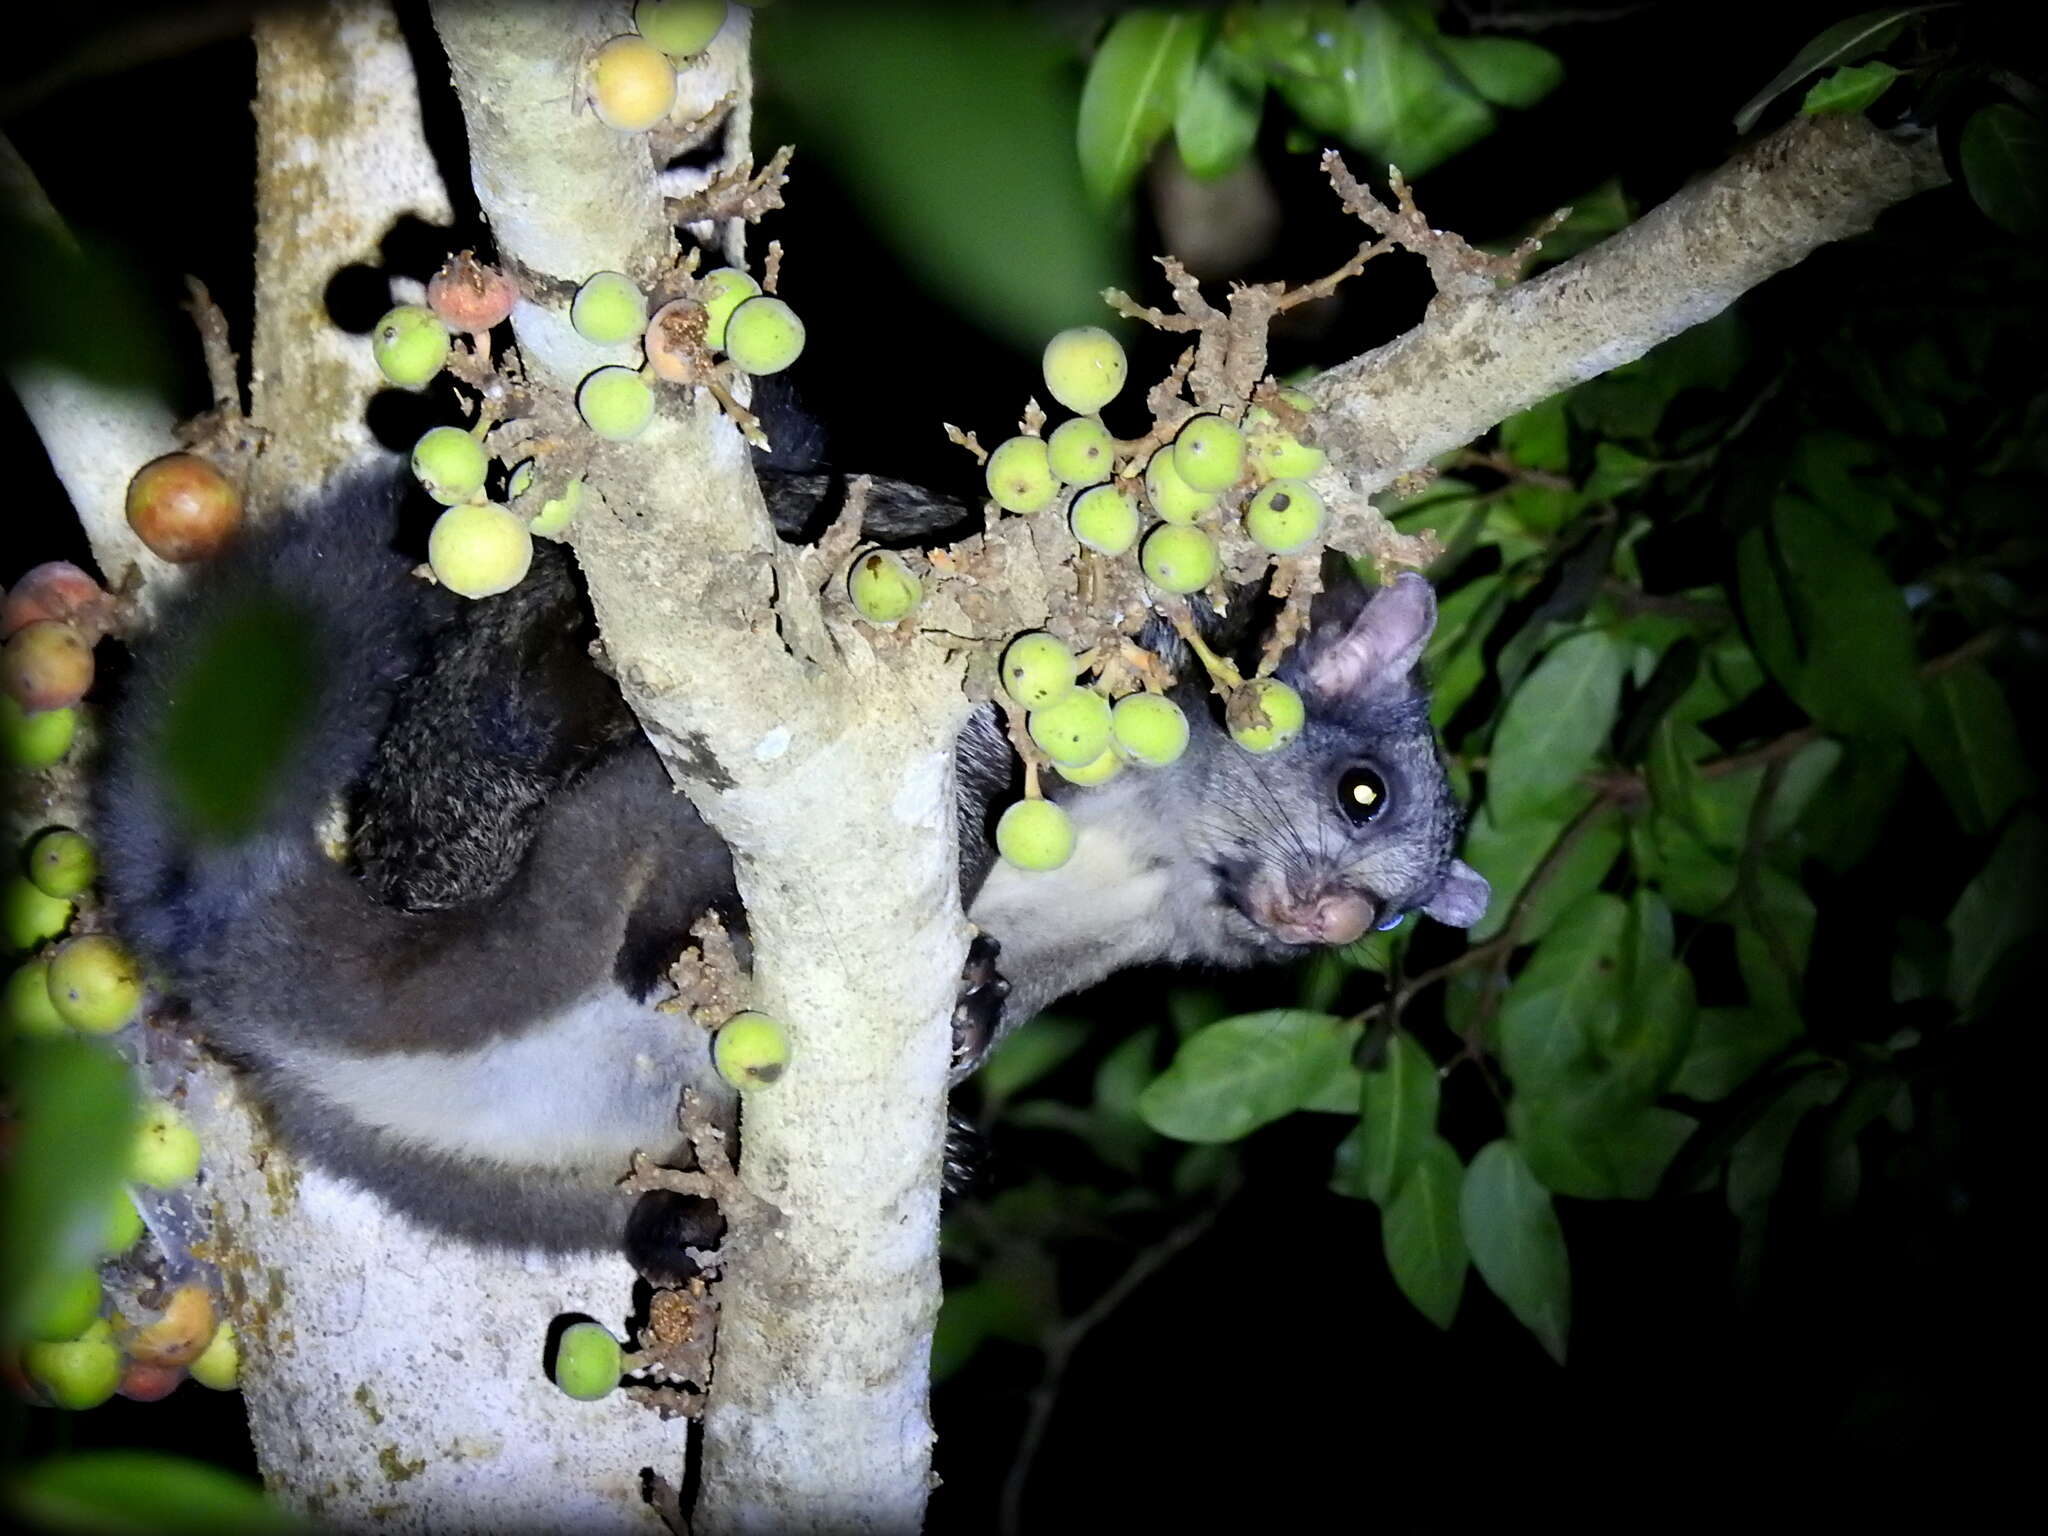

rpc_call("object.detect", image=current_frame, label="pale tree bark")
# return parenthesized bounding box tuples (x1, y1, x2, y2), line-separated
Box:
(219, 7, 706, 1532)
(429, 5, 963, 1528)
(0, 136, 180, 602)
(245, 2, 455, 504)
(6, 0, 1947, 1527)
(1303, 116, 1947, 517)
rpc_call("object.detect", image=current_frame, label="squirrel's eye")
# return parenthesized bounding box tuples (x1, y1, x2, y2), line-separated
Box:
(1336, 765, 1389, 826)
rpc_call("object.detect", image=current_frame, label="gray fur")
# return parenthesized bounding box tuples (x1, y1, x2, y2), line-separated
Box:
(98, 473, 738, 1258)
(100, 472, 1485, 1262)
(965, 573, 1486, 1056)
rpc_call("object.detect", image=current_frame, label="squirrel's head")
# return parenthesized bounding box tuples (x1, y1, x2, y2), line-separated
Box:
(1195, 573, 1490, 954)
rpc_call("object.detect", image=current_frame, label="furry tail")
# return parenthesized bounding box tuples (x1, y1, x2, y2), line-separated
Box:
(97, 469, 736, 1266)
(96, 467, 427, 1033)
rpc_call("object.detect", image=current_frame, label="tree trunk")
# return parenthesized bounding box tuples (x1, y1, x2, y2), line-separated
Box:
(429, 6, 964, 1526)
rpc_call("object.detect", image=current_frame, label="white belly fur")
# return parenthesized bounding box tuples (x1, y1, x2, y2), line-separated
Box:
(282, 988, 702, 1170)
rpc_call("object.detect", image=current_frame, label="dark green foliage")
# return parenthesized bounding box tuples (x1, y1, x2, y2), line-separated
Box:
(1073, 1, 1562, 201)
(157, 597, 321, 843)
(3, 1451, 299, 1534)
(1, 1039, 134, 1348)
(955, 65, 2043, 1365)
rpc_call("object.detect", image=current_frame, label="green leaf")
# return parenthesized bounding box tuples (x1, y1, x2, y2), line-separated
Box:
(1910, 665, 2034, 836)
(1749, 867, 1817, 970)
(1461, 1141, 1571, 1363)
(1803, 737, 1906, 872)
(1608, 893, 1698, 1094)
(1788, 432, 1894, 546)
(1667, 633, 1766, 728)
(1766, 736, 1846, 838)
(1382, 1137, 1467, 1328)
(1680, 735, 1843, 854)
(1299, 1056, 1366, 1115)
(1342, 4, 1496, 174)
(1460, 790, 1622, 945)
(1354, 1031, 1440, 1205)
(1615, 957, 1698, 1093)
(1727, 1067, 1845, 1216)
(1646, 719, 1712, 836)
(1425, 573, 1509, 729)
(753, 6, 1125, 349)
(1387, 472, 1482, 518)
(1960, 104, 2048, 239)
(1498, 483, 1581, 538)
(1497, 396, 1569, 472)
(1947, 815, 2048, 1014)
(1511, 1093, 1696, 1201)
(1736, 498, 1919, 738)
(1440, 34, 1564, 110)
(1090, 1026, 1162, 1172)
(158, 598, 322, 842)
(1583, 442, 1656, 501)
(1890, 916, 1947, 1005)
(5, 1452, 304, 1536)
(1484, 630, 1628, 825)
(2, 1040, 136, 1347)
(1173, 50, 1263, 179)
(1137, 1010, 1353, 1142)
(1735, 928, 1799, 1027)
(1076, 11, 1210, 206)
(1801, 61, 1899, 116)
(1673, 1005, 1801, 1102)
(0, 212, 181, 397)
(1632, 815, 1738, 917)
(979, 1015, 1088, 1109)
(933, 1265, 1054, 1380)
(1497, 893, 1629, 1095)
(1336, 924, 1401, 973)
(1296, 948, 1348, 1014)
(1174, 1141, 1236, 1198)
(1732, 8, 1917, 133)
(931, 1280, 999, 1381)
(1245, 3, 1508, 175)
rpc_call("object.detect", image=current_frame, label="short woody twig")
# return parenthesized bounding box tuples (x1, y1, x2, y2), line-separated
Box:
(664, 143, 794, 227)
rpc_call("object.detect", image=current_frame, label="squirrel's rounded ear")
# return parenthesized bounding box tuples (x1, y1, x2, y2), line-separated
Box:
(1299, 572, 1438, 701)
(1422, 858, 1490, 929)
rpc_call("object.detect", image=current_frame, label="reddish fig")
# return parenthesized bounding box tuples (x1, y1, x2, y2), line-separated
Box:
(427, 252, 519, 333)
(125, 454, 243, 563)
(2, 562, 114, 643)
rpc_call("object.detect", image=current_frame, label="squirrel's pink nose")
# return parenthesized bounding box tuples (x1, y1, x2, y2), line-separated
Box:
(1257, 887, 1375, 947)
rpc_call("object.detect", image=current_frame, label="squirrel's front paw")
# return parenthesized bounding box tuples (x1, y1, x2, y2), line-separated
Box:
(625, 1190, 727, 1286)
(950, 932, 1010, 1081)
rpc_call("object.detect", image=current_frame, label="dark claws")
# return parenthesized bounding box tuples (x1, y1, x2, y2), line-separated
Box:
(950, 933, 1010, 1081)
(941, 1112, 988, 1207)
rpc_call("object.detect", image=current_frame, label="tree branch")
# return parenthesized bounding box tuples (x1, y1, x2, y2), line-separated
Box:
(1304, 116, 1946, 551)
(0, 133, 181, 601)
(997, 1190, 1232, 1536)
